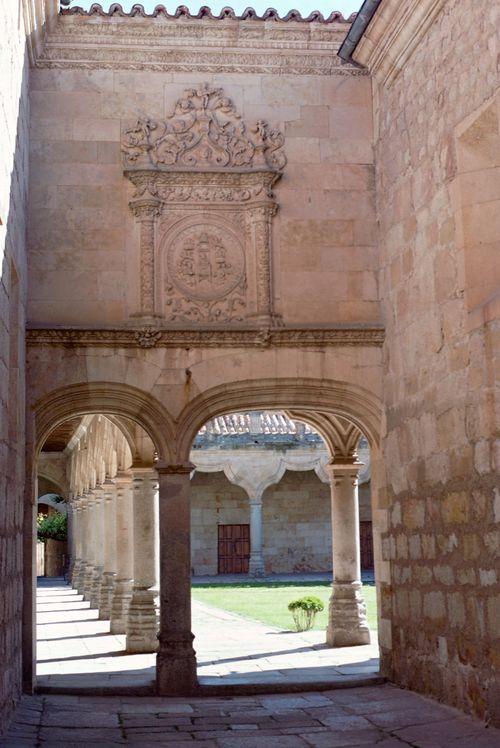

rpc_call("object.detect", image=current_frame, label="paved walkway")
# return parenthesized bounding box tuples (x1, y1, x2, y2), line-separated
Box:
(3, 685, 499, 747)
(36, 580, 380, 693)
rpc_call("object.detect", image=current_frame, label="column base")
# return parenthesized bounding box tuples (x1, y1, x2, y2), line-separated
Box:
(110, 578, 133, 634)
(156, 634, 197, 695)
(74, 560, 86, 595)
(98, 571, 116, 620)
(126, 588, 158, 653)
(82, 564, 95, 602)
(248, 555, 265, 577)
(71, 559, 82, 589)
(326, 581, 371, 647)
(90, 565, 104, 610)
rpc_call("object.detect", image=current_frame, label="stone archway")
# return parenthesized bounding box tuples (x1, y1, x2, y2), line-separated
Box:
(151, 377, 386, 694)
(24, 381, 177, 694)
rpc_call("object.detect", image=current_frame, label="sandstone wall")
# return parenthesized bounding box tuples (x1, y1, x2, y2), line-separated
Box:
(27, 15, 377, 328)
(0, 1, 29, 733)
(191, 470, 371, 575)
(373, 0, 500, 723)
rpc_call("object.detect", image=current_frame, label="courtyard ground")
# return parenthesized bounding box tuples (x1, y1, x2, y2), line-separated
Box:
(191, 582, 378, 631)
(3, 685, 499, 747)
(36, 579, 380, 692)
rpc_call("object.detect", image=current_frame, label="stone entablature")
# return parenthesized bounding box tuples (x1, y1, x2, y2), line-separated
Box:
(38, 6, 365, 76)
(26, 326, 385, 348)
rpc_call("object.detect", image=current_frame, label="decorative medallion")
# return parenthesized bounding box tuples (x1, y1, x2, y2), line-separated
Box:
(167, 224, 245, 302)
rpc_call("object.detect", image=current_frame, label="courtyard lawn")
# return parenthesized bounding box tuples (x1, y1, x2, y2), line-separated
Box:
(192, 582, 378, 632)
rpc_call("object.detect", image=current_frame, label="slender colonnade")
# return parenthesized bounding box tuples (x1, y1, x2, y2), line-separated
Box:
(54, 412, 371, 694)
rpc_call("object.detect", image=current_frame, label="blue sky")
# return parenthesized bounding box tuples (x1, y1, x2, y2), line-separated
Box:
(69, 1, 362, 17)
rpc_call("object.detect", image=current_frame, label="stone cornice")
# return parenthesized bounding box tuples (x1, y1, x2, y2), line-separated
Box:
(36, 9, 367, 76)
(352, 0, 447, 86)
(26, 326, 384, 349)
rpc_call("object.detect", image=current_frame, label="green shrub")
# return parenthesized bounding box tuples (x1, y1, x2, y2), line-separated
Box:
(37, 512, 67, 542)
(288, 595, 324, 631)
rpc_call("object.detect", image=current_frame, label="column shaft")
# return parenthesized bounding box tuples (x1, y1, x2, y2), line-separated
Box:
(327, 461, 370, 647)
(248, 498, 265, 577)
(110, 473, 134, 633)
(99, 480, 117, 620)
(127, 469, 158, 652)
(156, 464, 197, 695)
(90, 490, 105, 610)
(82, 495, 95, 601)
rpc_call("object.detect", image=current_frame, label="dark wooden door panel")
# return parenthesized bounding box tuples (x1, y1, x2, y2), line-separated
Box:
(360, 521, 374, 569)
(218, 524, 250, 574)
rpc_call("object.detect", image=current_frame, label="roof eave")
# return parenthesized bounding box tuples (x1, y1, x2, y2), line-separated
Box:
(337, 0, 383, 67)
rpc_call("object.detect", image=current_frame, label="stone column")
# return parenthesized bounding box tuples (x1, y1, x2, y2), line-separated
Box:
(127, 468, 158, 652)
(130, 199, 161, 322)
(156, 463, 197, 696)
(82, 493, 96, 601)
(67, 500, 75, 581)
(71, 498, 83, 590)
(90, 488, 105, 610)
(98, 479, 117, 620)
(248, 497, 265, 577)
(326, 460, 370, 647)
(110, 472, 134, 633)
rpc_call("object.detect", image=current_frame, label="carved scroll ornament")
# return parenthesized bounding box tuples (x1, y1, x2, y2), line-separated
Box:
(122, 83, 286, 173)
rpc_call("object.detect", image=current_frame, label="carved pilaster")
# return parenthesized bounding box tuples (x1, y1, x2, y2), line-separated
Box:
(129, 198, 162, 322)
(248, 204, 278, 325)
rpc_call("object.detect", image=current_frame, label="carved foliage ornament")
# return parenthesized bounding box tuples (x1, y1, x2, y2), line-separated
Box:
(122, 83, 286, 172)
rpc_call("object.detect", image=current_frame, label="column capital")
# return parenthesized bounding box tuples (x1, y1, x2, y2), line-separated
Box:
(325, 458, 364, 478)
(155, 462, 194, 476)
(129, 197, 161, 221)
(248, 496, 263, 506)
(114, 470, 133, 486)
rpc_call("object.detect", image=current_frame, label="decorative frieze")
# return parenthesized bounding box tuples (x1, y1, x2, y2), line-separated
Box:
(26, 326, 385, 348)
(39, 9, 367, 76)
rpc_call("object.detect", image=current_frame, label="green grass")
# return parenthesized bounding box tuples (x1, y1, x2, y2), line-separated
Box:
(191, 582, 378, 632)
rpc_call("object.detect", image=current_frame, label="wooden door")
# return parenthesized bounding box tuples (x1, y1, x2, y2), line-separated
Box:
(360, 521, 374, 569)
(218, 524, 250, 574)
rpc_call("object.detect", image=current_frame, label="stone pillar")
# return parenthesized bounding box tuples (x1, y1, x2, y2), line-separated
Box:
(98, 479, 117, 620)
(130, 199, 161, 322)
(110, 472, 134, 633)
(326, 460, 370, 647)
(71, 498, 83, 589)
(126, 468, 158, 652)
(81, 493, 95, 601)
(248, 497, 265, 577)
(156, 464, 197, 696)
(67, 500, 75, 581)
(90, 488, 105, 610)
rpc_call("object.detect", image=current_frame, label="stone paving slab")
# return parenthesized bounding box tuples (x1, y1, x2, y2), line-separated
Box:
(35, 580, 380, 693)
(2, 685, 499, 747)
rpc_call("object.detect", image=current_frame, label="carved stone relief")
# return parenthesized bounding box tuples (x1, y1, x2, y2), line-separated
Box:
(122, 84, 285, 327)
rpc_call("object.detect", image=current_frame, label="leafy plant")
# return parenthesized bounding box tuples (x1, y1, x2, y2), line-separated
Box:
(37, 512, 67, 542)
(288, 595, 324, 632)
